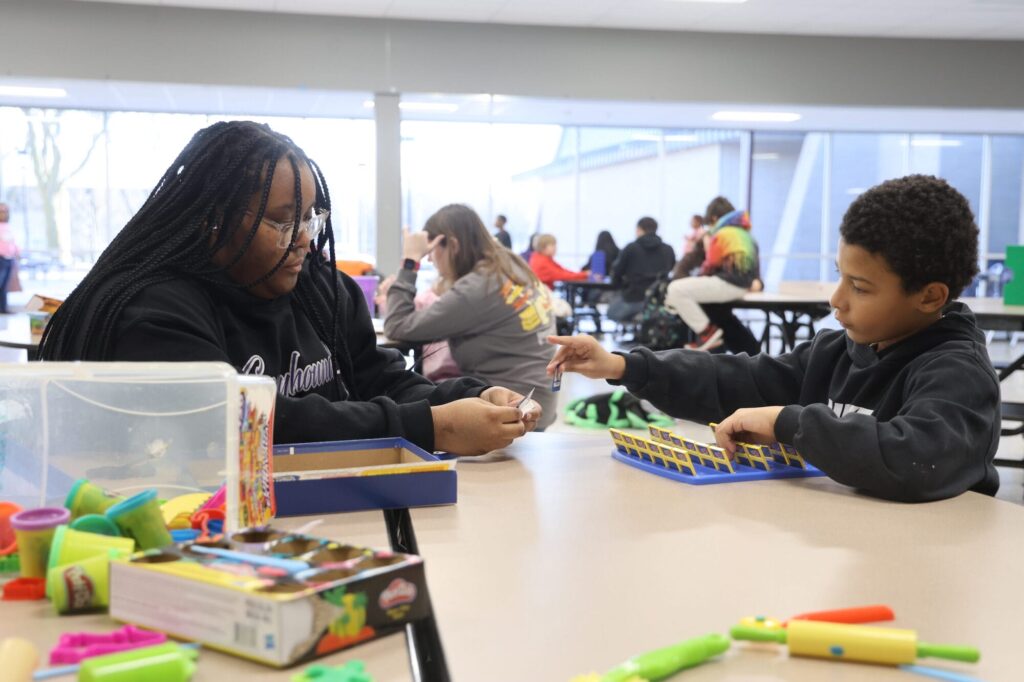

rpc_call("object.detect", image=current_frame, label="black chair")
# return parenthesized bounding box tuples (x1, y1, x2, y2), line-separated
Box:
(996, 402, 1024, 469)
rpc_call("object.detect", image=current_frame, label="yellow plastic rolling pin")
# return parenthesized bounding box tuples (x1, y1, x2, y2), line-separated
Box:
(730, 621, 979, 666)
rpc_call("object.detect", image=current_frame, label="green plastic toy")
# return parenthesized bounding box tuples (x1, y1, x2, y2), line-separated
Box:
(78, 643, 198, 681)
(104, 490, 172, 550)
(291, 660, 374, 682)
(565, 390, 674, 430)
(600, 634, 731, 682)
(0, 553, 19, 574)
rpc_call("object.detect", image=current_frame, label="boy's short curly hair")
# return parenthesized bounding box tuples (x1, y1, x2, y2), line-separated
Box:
(839, 174, 979, 299)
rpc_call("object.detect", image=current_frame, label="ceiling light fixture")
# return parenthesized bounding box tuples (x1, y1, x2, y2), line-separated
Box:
(711, 111, 801, 123)
(909, 138, 963, 148)
(630, 133, 698, 143)
(400, 102, 460, 113)
(0, 85, 68, 98)
(363, 100, 459, 113)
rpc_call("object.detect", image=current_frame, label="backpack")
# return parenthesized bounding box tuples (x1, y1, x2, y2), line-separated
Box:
(636, 277, 691, 351)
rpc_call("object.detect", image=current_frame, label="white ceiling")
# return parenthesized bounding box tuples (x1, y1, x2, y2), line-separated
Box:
(3, 76, 1024, 134)
(75, 0, 1024, 40)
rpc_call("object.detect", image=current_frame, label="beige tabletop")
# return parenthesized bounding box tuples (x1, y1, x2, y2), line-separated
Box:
(740, 292, 830, 305)
(4, 426, 1018, 681)
(0, 312, 36, 351)
(961, 296, 1024, 317)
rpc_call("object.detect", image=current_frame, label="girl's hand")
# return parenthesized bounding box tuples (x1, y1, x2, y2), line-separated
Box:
(480, 386, 541, 432)
(402, 229, 444, 263)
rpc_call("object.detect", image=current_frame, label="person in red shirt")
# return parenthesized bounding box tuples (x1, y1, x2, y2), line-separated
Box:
(528, 234, 588, 288)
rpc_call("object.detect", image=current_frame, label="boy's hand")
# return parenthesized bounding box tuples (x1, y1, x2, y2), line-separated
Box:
(480, 386, 541, 432)
(546, 335, 626, 380)
(714, 406, 785, 455)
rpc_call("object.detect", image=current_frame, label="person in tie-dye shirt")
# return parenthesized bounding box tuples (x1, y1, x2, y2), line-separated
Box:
(664, 197, 761, 350)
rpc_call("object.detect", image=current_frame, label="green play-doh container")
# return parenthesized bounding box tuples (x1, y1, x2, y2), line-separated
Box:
(105, 490, 172, 550)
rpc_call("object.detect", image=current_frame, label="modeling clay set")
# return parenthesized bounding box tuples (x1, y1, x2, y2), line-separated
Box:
(273, 438, 458, 516)
(109, 528, 432, 667)
(610, 424, 826, 485)
(2, 468, 434, 674)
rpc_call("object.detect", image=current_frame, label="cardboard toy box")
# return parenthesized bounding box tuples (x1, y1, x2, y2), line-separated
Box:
(273, 438, 457, 516)
(110, 530, 432, 667)
(24, 294, 63, 340)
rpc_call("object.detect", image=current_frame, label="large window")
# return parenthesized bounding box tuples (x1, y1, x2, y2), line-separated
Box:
(990, 136, 1024, 257)
(751, 132, 826, 284)
(752, 130, 1007, 290)
(400, 120, 563, 257)
(5, 99, 1024, 297)
(401, 122, 744, 269)
(828, 132, 908, 260)
(0, 108, 376, 279)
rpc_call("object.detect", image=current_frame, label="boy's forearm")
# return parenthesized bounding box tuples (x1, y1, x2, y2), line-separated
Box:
(780, 404, 993, 502)
(609, 345, 807, 424)
(607, 353, 627, 381)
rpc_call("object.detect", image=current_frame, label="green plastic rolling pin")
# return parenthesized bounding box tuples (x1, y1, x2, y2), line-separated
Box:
(589, 633, 732, 682)
(730, 621, 979, 666)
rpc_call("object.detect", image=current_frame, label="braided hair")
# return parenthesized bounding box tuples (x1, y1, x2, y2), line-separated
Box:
(40, 120, 358, 397)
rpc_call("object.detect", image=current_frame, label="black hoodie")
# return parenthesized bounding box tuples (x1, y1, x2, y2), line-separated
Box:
(612, 302, 1000, 502)
(102, 263, 488, 449)
(611, 233, 676, 302)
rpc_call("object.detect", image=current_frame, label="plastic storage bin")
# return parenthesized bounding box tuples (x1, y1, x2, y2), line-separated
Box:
(0, 362, 276, 531)
(351, 275, 379, 317)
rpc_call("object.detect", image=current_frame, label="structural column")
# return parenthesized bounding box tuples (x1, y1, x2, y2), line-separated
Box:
(374, 92, 402, 275)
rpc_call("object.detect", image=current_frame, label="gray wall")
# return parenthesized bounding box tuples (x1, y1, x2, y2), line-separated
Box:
(3, 0, 1024, 109)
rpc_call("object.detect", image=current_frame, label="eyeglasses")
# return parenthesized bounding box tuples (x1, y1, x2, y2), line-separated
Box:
(248, 208, 330, 248)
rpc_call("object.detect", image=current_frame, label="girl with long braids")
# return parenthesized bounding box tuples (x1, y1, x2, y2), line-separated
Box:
(40, 121, 539, 455)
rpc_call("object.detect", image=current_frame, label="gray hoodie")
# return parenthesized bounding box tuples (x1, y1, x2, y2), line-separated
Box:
(384, 265, 557, 429)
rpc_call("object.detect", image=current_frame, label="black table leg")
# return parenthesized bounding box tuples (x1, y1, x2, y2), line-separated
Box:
(383, 508, 451, 682)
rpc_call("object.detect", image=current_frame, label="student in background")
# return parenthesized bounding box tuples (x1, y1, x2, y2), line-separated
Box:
(0, 202, 21, 314)
(664, 198, 760, 350)
(375, 275, 461, 382)
(529, 234, 588, 288)
(582, 230, 620, 277)
(672, 198, 762, 356)
(582, 230, 620, 305)
(494, 214, 512, 250)
(385, 204, 558, 430)
(520, 232, 540, 262)
(682, 214, 705, 258)
(548, 175, 999, 503)
(608, 216, 676, 323)
(40, 121, 538, 456)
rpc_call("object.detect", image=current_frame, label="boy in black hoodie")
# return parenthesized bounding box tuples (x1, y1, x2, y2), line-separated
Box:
(607, 216, 676, 323)
(549, 175, 1000, 502)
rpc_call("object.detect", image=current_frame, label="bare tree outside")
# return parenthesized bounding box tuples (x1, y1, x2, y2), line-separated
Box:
(21, 108, 106, 257)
